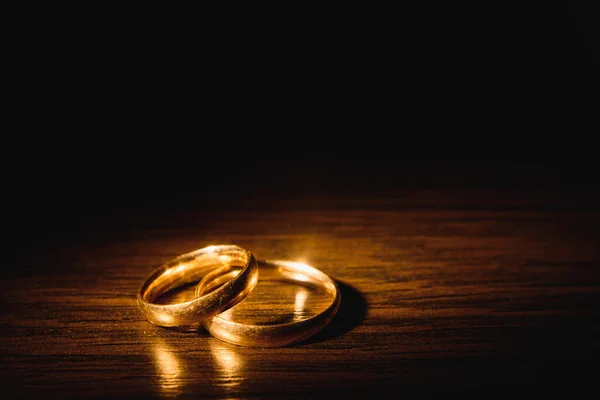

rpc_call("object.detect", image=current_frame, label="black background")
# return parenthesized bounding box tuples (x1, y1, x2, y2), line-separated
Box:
(4, 2, 599, 267)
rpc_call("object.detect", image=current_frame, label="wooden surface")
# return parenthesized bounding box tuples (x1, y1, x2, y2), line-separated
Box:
(3, 178, 600, 398)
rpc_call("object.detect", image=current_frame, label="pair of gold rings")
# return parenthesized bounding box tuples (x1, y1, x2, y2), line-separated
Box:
(137, 245, 341, 347)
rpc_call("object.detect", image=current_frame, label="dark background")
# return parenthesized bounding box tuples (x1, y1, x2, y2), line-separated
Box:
(4, 1, 599, 267)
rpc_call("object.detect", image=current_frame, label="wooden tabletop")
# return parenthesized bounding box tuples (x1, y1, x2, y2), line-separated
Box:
(2, 160, 600, 399)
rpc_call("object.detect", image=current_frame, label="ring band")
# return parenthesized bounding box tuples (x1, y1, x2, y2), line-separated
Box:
(196, 259, 341, 347)
(137, 245, 258, 327)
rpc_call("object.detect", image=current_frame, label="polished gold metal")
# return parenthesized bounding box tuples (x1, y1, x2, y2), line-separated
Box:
(196, 259, 341, 347)
(137, 245, 258, 327)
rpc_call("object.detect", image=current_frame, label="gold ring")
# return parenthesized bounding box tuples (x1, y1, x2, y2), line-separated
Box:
(137, 244, 258, 327)
(196, 259, 341, 347)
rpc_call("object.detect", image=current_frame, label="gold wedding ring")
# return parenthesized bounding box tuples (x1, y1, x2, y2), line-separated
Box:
(137, 245, 258, 327)
(196, 260, 341, 347)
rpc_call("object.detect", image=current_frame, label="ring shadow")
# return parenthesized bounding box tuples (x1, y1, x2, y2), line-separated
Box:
(298, 279, 367, 346)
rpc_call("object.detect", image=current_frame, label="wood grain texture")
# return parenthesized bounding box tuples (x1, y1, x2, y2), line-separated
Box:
(2, 187, 600, 399)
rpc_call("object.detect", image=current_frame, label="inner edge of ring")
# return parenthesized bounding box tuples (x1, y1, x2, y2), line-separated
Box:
(139, 246, 252, 305)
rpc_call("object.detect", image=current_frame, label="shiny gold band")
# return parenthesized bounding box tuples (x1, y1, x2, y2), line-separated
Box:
(137, 245, 258, 327)
(196, 259, 341, 347)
